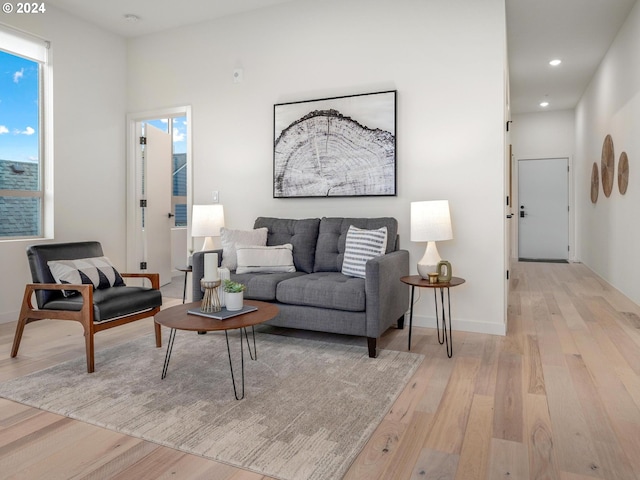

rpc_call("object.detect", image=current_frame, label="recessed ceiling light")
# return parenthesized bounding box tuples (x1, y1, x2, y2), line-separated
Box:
(540, 101, 550, 107)
(124, 14, 140, 22)
(549, 59, 562, 66)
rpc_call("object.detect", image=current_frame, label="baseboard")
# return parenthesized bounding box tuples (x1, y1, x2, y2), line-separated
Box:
(0, 310, 18, 325)
(406, 313, 506, 336)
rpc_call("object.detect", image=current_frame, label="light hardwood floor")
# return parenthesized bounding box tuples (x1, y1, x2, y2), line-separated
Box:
(1, 261, 639, 479)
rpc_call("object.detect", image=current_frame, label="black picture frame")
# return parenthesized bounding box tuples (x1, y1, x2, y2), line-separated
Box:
(273, 90, 397, 198)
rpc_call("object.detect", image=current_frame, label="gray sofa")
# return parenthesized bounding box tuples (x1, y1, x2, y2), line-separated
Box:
(192, 217, 409, 357)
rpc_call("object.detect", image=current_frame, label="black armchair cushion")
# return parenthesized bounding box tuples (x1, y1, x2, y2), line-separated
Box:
(43, 285, 162, 322)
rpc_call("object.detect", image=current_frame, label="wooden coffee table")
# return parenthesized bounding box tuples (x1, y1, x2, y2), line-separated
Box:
(155, 299, 279, 399)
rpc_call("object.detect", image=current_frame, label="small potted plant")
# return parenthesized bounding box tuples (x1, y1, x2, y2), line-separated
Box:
(223, 279, 246, 311)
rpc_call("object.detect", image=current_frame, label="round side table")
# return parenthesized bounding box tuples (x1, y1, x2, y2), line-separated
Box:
(175, 265, 192, 304)
(400, 275, 466, 358)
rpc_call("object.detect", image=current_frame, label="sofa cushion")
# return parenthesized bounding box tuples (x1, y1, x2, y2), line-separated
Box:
(220, 227, 268, 271)
(231, 271, 305, 301)
(314, 217, 398, 272)
(43, 286, 162, 322)
(276, 272, 365, 312)
(236, 244, 296, 274)
(254, 217, 320, 273)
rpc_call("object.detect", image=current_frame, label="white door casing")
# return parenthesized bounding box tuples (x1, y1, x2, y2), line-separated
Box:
(518, 157, 569, 260)
(126, 106, 192, 284)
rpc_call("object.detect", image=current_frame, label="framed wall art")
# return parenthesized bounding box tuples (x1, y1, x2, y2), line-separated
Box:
(273, 90, 397, 198)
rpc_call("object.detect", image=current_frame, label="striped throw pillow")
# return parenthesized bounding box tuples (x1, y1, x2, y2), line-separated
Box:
(341, 225, 388, 278)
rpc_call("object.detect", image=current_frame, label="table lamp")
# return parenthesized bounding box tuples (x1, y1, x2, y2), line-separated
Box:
(410, 200, 453, 279)
(191, 204, 225, 251)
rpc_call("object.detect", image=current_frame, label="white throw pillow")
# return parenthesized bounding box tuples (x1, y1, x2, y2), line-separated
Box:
(236, 244, 296, 274)
(220, 227, 268, 271)
(341, 225, 388, 279)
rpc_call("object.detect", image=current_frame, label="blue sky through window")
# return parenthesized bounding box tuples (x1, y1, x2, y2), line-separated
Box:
(0, 50, 39, 163)
(147, 117, 187, 154)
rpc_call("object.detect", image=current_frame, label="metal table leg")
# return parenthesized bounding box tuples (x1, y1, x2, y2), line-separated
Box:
(161, 328, 177, 379)
(225, 326, 258, 400)
(434, 287, 453, 358)
(408, 286, 416, 350)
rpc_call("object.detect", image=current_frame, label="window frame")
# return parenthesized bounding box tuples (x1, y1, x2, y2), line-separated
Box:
(0, 26, 52, 241)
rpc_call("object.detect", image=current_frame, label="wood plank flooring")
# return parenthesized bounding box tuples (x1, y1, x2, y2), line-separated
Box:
(1, 261, 639, 479)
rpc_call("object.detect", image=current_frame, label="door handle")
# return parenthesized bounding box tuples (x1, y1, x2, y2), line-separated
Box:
(168, 213, 175, 218)
(506, 214, 513, 219)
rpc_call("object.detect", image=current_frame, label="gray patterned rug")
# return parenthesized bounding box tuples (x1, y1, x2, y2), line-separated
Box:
(0, 330, 422, 480)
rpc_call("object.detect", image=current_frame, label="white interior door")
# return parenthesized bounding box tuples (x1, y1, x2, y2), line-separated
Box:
(144, 123, 172, 285)
(518, 158, 569, 261)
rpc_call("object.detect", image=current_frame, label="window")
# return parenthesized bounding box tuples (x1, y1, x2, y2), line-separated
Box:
(0, 27, 50, 239)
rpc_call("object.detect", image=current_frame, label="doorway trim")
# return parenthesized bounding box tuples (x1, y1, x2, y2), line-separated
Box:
(514, 154, 575, 263)
(126, 105, 192, 272)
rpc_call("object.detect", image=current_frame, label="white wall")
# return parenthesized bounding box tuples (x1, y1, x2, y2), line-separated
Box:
(127, 0, 508, 334)
(575, 1, 640, 304)
(0, 8, 127, 322)
(510, 110, 576, 259)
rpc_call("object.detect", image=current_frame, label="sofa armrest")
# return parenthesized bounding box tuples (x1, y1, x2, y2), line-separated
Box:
(365, 250, 410, 337)
(191, 249, 223, 301)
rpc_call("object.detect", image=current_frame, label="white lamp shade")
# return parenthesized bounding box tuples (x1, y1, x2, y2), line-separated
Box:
(410, 200, 453, 242)
(191, 204, 225, 237)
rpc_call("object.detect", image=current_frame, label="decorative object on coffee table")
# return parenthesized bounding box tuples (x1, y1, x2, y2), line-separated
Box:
(601, 134, 615, 198)
(591, 162, 599, 203)
(618, 151, 629, 195)
(410, 200, 453, 279)
(200, 279, 221, 312)
(223, 279, 245, 311)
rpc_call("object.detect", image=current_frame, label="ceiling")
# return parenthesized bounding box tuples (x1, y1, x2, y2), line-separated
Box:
(506, 0, 637, 113)
(45, 0, 637, 114)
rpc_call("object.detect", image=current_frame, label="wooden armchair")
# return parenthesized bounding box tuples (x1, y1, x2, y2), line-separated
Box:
(11, 241, 162, 373)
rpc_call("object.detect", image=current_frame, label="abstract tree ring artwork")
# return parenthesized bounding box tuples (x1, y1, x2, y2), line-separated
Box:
(618, 151, 629, 195)
(591, 162, 599, 204)
(273, 90, 396, 198)
(601, 134, 615, 198)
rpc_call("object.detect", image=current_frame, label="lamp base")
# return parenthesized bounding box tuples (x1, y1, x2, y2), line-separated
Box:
(417, 241, 441, 279)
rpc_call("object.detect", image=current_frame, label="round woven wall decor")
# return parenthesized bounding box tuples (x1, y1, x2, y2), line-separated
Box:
(591, 162, 599, 203)
(618, 151, 629, 195)
(601, 134, 615, 197)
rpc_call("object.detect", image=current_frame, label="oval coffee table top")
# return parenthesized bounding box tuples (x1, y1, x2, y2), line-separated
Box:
(155, 300, 279, 332)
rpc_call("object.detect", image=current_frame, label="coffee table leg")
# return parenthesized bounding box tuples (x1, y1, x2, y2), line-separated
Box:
(245, 326, 258, 360)
(161, 328, 177, 379)
(224, 329, 246, 400)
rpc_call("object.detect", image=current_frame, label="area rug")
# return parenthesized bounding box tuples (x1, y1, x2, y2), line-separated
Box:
(0, 331, 423, 480)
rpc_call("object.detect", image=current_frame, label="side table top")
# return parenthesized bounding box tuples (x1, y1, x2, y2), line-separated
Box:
(400, 275, 466, 288)
(175, 265, 193, 272)
(155, 299, 278, 332)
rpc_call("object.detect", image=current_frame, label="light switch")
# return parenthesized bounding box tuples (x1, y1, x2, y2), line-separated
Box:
(212, 191, 219, 203)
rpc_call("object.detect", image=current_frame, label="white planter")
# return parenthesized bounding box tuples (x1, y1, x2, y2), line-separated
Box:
(225, 292, 243, 311)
